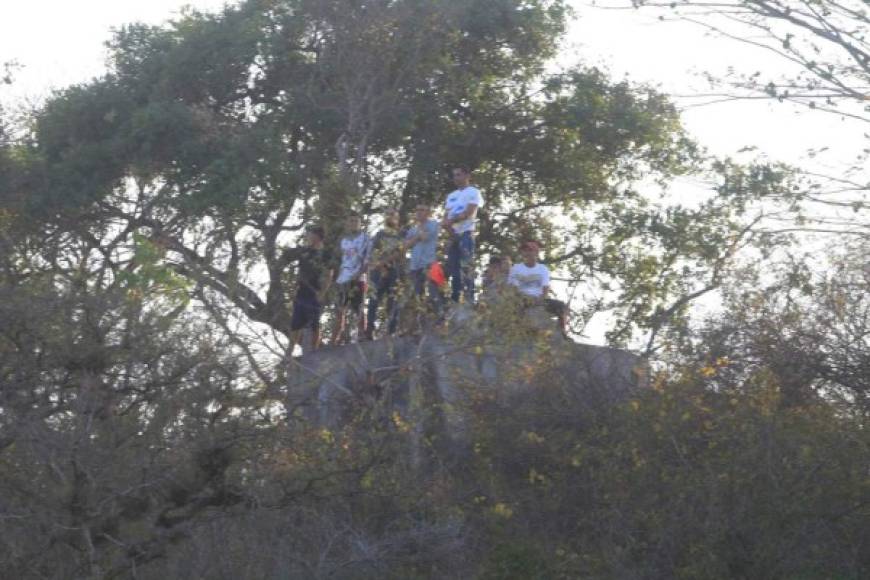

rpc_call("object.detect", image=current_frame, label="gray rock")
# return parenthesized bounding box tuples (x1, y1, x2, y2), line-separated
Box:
(284, 313, 648, 455)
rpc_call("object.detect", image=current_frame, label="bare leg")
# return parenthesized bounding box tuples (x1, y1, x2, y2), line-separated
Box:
(559, 305, 569, 337)
(333, 307, 347, 345)
(356, 305, 367, 341)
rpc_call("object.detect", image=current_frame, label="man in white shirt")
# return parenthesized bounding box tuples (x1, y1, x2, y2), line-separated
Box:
(332, 213, 370, 344)
(508, 240, 569, 337)
(442, 165, 484, 303)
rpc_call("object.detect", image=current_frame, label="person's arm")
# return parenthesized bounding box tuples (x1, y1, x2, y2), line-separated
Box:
(318, 268, 334, 302)
(456, 203, 479, 223)
(440, 210, 453, 230)
(451, 189, 482, 225)
(403, 226, 423, 249)
(444, 203, 478, 227)
(540, 267, 551, 300)
(280, 245, 304, 271)
(360, 233, 374, 274)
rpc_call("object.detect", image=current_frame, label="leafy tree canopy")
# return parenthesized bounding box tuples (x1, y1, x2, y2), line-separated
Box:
(1, 0, 787, 347)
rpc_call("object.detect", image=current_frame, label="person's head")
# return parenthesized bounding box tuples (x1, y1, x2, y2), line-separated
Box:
(451, 165, 472, 189)
(305, 225, 325, 247)
(487, 255, 510, 279)
(345, 213, 361, 234)
(415, 203, 432, 223)
(501, 254, 513, 273)
(520, 240, 540, 266)
(383, 208, 400, 229)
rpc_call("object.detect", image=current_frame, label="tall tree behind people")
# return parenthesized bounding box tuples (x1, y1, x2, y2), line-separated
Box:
(2, 0, 796, 351)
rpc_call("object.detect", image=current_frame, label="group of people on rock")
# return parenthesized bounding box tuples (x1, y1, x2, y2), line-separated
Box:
(288, 165, 568, 352)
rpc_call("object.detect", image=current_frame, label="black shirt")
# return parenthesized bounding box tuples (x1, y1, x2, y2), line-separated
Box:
(296, 247, 329, 295)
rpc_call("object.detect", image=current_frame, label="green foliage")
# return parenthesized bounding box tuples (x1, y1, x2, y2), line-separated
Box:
(117, 234, 192, 307)
(0, 0, 797, 346)
(479, 542, 555, 580)
(1, 3, 866, 579)
(461, 366, 870, 579)
(0, 205, 866, 577)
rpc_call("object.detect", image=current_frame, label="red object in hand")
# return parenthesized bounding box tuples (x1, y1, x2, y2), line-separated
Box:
(428, 262, 446, 287)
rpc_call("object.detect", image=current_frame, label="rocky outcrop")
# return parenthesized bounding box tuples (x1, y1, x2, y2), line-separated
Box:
(284, 307, 648, 451)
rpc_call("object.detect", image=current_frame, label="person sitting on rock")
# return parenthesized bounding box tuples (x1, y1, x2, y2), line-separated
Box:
(507, 240, 569, 337)
(290, 225, 332, 353)
(482, 254, 512, 300)
(404, 203, 443, 320)
(332, 213, 370, 345)
(365, 208, 404, 340)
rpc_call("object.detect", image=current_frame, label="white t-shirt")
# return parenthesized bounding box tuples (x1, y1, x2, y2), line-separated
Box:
(336, 232, 370, 284)
(444, 186, 484, 234)
(509, 262, 550, 298)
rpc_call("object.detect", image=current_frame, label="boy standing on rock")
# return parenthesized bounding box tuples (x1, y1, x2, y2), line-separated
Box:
(405, 203, 443, 319)
(332, 213, 370, 344)
(442, 165, 483, 304)
(290, 225, 332, 353)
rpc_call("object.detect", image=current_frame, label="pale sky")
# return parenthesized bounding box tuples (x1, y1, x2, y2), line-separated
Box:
(569, 6, 866, 174)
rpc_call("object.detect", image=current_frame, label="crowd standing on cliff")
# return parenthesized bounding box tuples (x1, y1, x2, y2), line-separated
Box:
(289, 165, 568, 353)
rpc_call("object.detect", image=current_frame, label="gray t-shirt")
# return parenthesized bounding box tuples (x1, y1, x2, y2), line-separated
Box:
(406, 219, 439, 272)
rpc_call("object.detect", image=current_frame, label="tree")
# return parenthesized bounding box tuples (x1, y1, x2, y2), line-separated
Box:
(626, 0, 869, 118)
(612, 0, 870, 239)
(0, 194, 409, 577)
(2, 5, 867, 577)
(0, 0, 788, 351)
(686, 239, 870, 411)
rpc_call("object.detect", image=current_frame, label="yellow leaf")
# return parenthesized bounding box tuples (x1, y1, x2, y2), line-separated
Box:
(492, 503, 514, 519)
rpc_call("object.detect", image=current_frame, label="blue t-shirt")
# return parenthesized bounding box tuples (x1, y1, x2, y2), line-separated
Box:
(406, 219, 439, 271)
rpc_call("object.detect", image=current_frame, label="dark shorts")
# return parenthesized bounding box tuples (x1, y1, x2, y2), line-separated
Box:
(520, 296, 567, 318)
(544, 298, 567, 318)
(337, 280, 366, 311)
(370, 266, 399, 294)
(291, 290, 322, 332)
